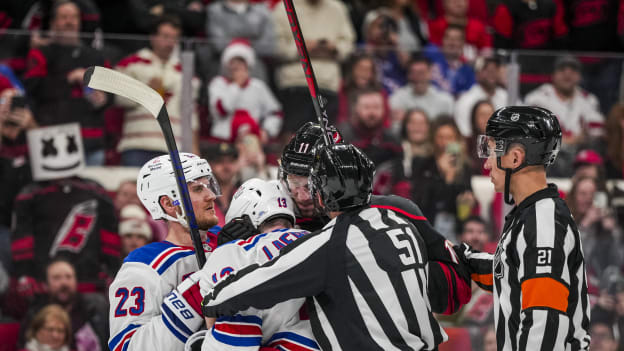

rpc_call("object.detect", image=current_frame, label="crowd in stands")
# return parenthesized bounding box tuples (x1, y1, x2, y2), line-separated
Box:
(0, 0, 624, 349)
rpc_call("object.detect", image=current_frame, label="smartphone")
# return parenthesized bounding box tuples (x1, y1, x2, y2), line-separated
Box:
(593, 191, 608, 210)
(11, 96, 27, 110)
(446, 142, 461, 155)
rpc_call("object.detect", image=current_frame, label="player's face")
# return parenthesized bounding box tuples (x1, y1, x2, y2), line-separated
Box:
(36, 316, 67, 350)
(188, 177, 219, 230)
(286, 174, 315, 217)
(46, 261, 77, 305)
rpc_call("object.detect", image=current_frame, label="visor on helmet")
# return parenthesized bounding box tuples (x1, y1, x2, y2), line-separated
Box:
(477, 135, 506, 159)
(188, 175, 221, 197)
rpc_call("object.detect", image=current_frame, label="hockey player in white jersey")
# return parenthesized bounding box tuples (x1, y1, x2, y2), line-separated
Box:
(197, 178, 319, 351)
(108, 153, 221, 351)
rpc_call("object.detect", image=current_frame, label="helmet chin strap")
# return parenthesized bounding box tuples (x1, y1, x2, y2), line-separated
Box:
(163, 212, 189, 229)
(496, 157, 528, 205)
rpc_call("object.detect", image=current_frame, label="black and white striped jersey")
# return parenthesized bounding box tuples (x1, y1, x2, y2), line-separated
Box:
(492, 185, 591, 350)
(202, 206, 447, 350)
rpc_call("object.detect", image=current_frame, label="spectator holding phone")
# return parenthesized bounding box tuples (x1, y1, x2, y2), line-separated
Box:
(409, 115, 475, 238)
(0, 79, 37, 159)
(566, 176, 623, 284)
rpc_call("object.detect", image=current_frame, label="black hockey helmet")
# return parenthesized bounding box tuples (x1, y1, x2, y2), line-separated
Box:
(477, 106, 562, 204)
(280, 122, 342, 178)
(479, 106, 562, 166)
(309, 143, 375, 213)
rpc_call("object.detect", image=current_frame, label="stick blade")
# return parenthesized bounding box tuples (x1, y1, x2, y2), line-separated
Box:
(84, 66, 164, 118)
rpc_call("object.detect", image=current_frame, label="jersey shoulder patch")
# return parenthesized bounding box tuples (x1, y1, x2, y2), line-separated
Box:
(124, 241, 195, 275)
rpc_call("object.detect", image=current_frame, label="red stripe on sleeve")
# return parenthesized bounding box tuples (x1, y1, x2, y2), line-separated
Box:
(214, 322, 262, 335)
(370, 205, 427, 221)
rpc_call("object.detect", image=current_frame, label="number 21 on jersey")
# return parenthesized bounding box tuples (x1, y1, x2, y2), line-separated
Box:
(115, 287, 145, 317)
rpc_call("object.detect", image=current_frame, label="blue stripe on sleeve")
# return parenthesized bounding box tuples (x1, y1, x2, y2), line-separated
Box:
(216, 314, 263, 325)
(161, 301, 194, 336)
(211, 328, 263, 347)
(157, 250, 195, 274)
(161, 313, 188, 343)
(108, 323, 141, 351)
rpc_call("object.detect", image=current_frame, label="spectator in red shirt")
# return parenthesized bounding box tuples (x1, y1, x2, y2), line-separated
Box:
(427, 0, 492, 61)
(492, 0, 568, 49)
(414, 0, 488, 22)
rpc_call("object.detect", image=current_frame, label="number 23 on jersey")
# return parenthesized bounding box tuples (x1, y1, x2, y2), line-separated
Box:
(115, 287, 145, 317)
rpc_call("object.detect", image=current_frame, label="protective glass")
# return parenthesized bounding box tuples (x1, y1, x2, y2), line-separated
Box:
(188, 175, 222, 197)
(476, 135, 506, 159)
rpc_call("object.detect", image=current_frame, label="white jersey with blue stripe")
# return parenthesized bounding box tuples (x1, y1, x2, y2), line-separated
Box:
(198, 228, 319, 351)
(108, 241, 207, 351)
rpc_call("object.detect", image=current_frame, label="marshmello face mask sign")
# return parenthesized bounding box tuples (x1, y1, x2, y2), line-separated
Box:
(27, 123, 85, 181)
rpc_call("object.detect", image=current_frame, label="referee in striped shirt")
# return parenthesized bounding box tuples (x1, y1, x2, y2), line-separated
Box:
(202, 143, 446, 350)
(476, 106, 591, 350)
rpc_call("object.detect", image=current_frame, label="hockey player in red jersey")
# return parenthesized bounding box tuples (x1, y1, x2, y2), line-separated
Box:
(108, 153, 221, 351)
(279, 122, 473, 314)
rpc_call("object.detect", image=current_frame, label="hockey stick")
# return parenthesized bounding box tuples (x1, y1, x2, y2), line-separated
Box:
(83, 66, 206, 268)
(282, 0, 333, 146)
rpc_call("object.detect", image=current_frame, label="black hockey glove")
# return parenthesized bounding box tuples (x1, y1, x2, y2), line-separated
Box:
(217, 215, 259, 246)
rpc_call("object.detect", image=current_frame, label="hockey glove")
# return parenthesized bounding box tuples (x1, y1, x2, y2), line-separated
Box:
(161, 272, 205, 341)
(217, 215, 259, 246)
(454, 243, 494, 292)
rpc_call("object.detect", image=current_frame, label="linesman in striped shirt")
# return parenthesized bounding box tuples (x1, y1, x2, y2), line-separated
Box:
(476, 106, 591, 350)
(202, 143, 446, 350)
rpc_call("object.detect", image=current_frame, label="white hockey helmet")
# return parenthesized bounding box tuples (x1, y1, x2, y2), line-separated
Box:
(137, 152, 220, 223)
(226, 178, 295, 229)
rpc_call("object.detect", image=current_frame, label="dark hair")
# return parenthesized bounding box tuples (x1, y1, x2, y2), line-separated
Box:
(46, 256, 75, 272)
(150, 15, 182, 35)
(343, 52, 381, 92)
(406, 53, 431, 69)
(470, 100, 494, 136)
(460, 215, 486, 233)
(400, 108, 430, 140)
(429, 114, 462, 147)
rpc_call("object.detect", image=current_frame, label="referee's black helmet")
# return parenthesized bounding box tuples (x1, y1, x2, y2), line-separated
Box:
(309, 143, 375, 213)
(482, 106, 562, 167)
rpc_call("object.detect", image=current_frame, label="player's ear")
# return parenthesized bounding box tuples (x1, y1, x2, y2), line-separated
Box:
(159, 195, 176, 216)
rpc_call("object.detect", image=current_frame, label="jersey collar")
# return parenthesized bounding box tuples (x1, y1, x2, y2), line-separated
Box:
(505, 184, 560, 221)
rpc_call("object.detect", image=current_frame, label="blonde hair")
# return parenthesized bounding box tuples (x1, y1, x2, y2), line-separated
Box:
(25, 304, 71, 345)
